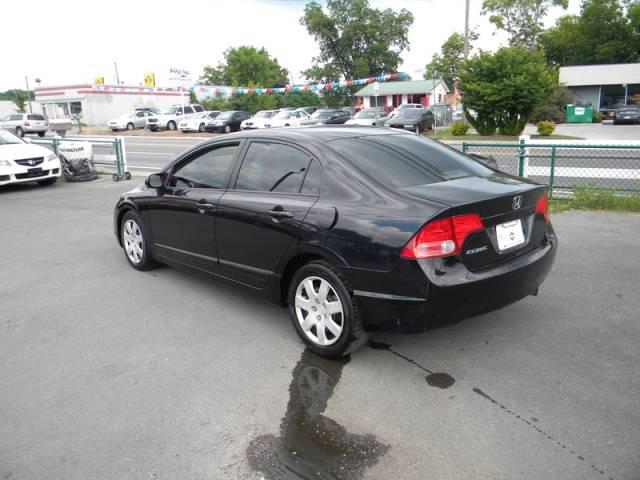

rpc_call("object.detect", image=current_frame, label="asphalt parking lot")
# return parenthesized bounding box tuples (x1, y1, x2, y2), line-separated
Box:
(1, 178, 639, 480)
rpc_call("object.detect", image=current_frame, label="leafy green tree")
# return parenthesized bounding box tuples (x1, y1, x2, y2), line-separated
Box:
(281, 90, 323, 108)
(459, 46, 554, 135)
(200, 46, 289, 87)
(424, 31, 479, 88)
(482, 0, 569, 48)
(300, 0, 414, 80)
(13, 90, 27, 113)
(530, 84, 574, 123)
(540, 0, 640, 66)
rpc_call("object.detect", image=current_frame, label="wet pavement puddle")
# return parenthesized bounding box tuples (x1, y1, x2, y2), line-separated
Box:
(247, 349, 389, 479)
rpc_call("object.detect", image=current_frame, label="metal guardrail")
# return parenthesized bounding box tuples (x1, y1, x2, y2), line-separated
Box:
(462, 137, 640, 197)
(30, 136, 129, 181)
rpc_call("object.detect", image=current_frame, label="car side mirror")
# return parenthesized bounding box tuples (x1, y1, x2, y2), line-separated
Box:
(146, 173, 164, 188)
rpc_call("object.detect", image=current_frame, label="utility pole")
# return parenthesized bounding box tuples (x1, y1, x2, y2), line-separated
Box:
(464, 0, 470, 60)
(24, 76, 32, 113)
(114, 60, 121, 84)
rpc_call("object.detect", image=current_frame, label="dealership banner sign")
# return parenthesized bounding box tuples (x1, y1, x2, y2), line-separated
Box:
(91, 72, 407, 95)
(191, 72, 408, 96)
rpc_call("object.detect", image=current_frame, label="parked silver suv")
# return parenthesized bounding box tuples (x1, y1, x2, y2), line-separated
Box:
(0, 113, 48, 137)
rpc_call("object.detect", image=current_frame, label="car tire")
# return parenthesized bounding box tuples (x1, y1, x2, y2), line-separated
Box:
(288, 260, 367, 358)
(37, 131, 45, 137)
(120, 211, 160, 271)
(224, 125, 231, 133)
(126, 123, 134, 130)
(37, 177, 57, 186)
(15, 127, 24, 137)
(199, 123, 205, 132)
(167, 121, 176, 131)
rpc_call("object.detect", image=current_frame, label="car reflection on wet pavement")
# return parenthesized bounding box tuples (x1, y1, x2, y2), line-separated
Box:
(246, 349, 389, 479)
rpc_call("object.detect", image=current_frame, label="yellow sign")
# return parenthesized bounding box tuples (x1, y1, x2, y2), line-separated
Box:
(94, 76, 105, 85)
(144, 72, 156, 87)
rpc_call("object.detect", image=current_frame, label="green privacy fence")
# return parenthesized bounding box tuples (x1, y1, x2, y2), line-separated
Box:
(462, 139, 640, 197)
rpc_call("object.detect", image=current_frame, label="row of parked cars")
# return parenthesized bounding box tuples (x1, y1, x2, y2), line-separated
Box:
(107, 103, 437, 134)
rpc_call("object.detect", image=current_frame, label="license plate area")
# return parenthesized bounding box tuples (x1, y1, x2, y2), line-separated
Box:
(496, 219, 525, 251)
(28, 167, 43, 176)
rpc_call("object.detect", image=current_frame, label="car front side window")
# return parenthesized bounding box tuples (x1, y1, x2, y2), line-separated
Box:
(168, 144, 239, 189)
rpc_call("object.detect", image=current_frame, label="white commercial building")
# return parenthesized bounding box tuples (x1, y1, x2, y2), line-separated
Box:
(34, 84, 188, 126)
(559, 63, 640, 111)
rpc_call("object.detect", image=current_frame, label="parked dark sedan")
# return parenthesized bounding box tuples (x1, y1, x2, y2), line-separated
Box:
(114, 127, 557, 357)
(301, 109, 352, 126)
(613, 105, 640, 124)
(385, 109, 435, 132)
(205, 111, 251, 133)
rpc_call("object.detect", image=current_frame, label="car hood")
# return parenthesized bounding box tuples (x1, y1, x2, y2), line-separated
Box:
(0, 143, 52, 160)
(389, 116, 420, 124)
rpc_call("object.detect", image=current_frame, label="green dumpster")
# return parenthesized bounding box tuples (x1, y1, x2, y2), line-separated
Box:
(566, 104, 593, 123)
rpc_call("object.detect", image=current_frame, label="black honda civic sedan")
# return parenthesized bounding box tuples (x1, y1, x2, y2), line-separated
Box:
(114, 127, 557, 357)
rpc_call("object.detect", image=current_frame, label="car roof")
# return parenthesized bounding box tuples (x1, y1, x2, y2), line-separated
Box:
(203, 126, 412, 145)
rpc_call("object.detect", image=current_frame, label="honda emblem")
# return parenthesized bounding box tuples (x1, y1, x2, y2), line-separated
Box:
(512, 195, 522, 210)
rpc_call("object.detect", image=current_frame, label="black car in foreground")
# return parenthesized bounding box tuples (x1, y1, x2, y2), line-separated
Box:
(114, 127, 557, 357)
(386, 108, 434, 132)
(205, 111, 251, 133)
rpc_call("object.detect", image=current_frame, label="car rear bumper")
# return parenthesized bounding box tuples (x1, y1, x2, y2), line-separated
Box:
(205, 126, 227, 132)
(351, 229, 557, 332)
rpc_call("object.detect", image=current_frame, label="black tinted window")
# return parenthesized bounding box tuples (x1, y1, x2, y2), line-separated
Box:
(183, 106, 194, 114)
(370, 135, 492, 181)
(170, 145, 238, 189)
(301, 161, 323, 195)
(235, 142, 310, 193)
(193, 105, 204, 112)
(27, 114, 45, 120)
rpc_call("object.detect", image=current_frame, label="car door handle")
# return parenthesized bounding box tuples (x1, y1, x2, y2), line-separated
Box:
(197, 201, 215, 210)
(268, 209, 294, 219)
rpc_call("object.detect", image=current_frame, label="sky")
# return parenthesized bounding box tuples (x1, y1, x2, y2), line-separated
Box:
(1, 0, 581, 92)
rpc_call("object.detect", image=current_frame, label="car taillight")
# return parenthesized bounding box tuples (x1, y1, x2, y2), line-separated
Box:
(401, 214, 484, 260)
(534, 194, 549, 224)
(24, 122, 30, 127)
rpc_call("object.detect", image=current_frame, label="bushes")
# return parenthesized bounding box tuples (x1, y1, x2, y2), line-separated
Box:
(536, 120, 556, 136)
(592, 111, 604, 123)
(450, 121, 470, 136)
(530, 105, 566, 124)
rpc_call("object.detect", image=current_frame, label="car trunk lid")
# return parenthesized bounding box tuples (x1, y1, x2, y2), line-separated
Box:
(400, 175, 549, 271)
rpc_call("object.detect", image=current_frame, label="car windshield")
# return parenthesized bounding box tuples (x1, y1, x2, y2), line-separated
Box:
(311, 110, 334, 119)
(396, 110, 424, 119)
(0, 129, 23, 145)
(331, 134, 492, 188)
(255, 111, 274, 119)
(274, 111, 293, 120)
(355, 110, 384, 119)
(160, 107, 177, 115)
(217, 112, 233, 120)
(193, 112, 208, 119)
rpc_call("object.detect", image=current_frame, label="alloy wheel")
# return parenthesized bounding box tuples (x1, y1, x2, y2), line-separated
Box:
(295, 276, 344, 346)
(123, 219, 144, 264)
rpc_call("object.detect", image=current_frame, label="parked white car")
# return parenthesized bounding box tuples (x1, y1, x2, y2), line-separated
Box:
(240, 110, 279, 130)
(345, 108, 388, 126)
(179, 111, 222, 133)
(0, 129, 61, 186)
(147, 104, 205, 131)
(265, 110, 310, 128)
(0, 113, 48, 137)
(108, 111, 154, 131)
(389, 103, 424, 118)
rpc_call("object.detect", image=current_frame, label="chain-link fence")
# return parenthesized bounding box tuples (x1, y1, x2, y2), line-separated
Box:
(462, 139, 640, 197)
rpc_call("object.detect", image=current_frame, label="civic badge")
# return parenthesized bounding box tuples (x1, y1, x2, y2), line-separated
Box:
(512, 195, 522, 210)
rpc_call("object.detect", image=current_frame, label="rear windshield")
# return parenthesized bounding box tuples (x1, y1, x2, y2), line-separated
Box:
(27, 114, 45, 120)
(330, 134, 492, 188)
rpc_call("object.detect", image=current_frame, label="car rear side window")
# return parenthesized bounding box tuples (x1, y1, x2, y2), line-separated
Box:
(330, 137, 441, 188)
(169, 144, 239, 189)
(235, 142, 310, 193)
(193, 105, 204, 112)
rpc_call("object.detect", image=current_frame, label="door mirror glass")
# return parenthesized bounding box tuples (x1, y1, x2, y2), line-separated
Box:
(147, 173, 164, 188)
